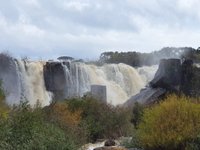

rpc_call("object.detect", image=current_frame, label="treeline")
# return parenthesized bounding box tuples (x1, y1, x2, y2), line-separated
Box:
(99, 47, 200, 67)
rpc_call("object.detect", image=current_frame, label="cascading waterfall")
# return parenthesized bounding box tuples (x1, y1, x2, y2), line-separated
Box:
(62, 62, 158, 105)
(15, 60, 52, 106)
(0, 54, 157, 106)
(137, 65, 158, 83)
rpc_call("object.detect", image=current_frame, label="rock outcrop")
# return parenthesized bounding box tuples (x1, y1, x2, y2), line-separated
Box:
(94, 147, 127, 150)
(150, 59, 181, 91)
(43, 62, 67, 100)
(124, 87, 166, 107)
(0, 54, 22, 104)
(104, 139, 116, 147)
(125, 58, 200, 106)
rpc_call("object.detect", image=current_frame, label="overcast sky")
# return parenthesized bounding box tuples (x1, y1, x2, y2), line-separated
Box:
(0, 0, 200, 60)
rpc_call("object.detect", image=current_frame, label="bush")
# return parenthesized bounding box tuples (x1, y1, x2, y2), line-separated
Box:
(184, 134, 200, 150)
(0, 101, 80, 150)
(138, 95, 200, 150)
(44, 101, 87, 146)
(0, 81, 9, 118)
(131, 102, 144, 129)
(66, 96, 133, 142)
(0, 91, 134, 149)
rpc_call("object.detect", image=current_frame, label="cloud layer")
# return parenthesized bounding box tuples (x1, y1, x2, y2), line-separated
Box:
(0, 0, 200, 59)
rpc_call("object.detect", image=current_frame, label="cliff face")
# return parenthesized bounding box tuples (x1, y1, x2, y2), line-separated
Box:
(150, 59, 181, 91)
(43, 62, 67, 100)
(0, 54, 22, 104)
(125, 58, 200, 107)
(181, 60, 200, 96)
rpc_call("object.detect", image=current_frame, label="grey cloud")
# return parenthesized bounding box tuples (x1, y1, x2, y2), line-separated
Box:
(0, 0, 200, 59)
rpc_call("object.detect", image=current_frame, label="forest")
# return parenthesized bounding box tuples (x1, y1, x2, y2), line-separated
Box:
(99, 47, 200, 67)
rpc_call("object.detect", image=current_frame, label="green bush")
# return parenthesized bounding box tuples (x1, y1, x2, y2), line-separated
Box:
(66, 96, 133, 142)
(184, 135, 200, 150)
(0, 81, 8, 118)
(0, 101, 79, 150)
(131, 102, 144, 129)
(138, 95, 200, 150)
(0, 90, 134, 149)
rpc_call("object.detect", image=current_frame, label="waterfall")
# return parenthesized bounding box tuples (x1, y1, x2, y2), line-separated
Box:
(61, 62, 158, 105)
(0, 54, 158, 106)
(137, 65, 158, 84)
(15, 60, 52, 106)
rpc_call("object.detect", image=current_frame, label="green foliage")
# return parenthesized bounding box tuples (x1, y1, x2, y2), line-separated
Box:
(0, 80, 9, 118)
(121, 133, 142, 149)
(0, 89, 134, 149)
(0, 81, 5, 100)
(137, 95, 200, 150)
(184, 135, 200, 150)
(131, 102, 144, 129)
(66, 96, 133, 142)
(99, 47, 200, 67)
(0, 101, 79, 150)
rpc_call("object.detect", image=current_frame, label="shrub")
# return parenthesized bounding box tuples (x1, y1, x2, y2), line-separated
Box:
(45, 102, 82, 128)
(66, 96, 133, 142)
(0, 81, 9, 119)
(138, 95, 200, 150)
(131, 102, 144, 129)
(0, 101, 80, 150)
(44, 101, 87, 147)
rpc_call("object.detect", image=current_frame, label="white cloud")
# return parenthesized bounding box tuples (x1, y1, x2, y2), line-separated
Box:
(63, 1, 90, 12)
(0, 0, 199, 59)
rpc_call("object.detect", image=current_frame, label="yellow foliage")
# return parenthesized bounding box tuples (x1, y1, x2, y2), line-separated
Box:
(0, 90, 9, 119)
(50, 103, 82, 127)
(138, 94, 200, 149)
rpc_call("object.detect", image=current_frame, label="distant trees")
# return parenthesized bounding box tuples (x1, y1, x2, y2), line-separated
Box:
(99, 47, 200, 67)
(57, 56, 74, 61)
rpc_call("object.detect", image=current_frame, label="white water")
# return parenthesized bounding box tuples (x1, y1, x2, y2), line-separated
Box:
(62, 63, 158, 105)
(15, 60, 52, 106)
(1, 57, 157, 106)
(137, 65, 158, 84)
(81, 141, 105, 150)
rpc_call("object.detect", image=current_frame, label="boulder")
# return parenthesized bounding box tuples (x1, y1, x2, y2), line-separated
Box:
(43, 62, 67, 100)
(94, 147, 127, 150)
(91, 85, 107, 103)
(124, 87, 166, 106)
(150, 59, 181, 91)
(104, 139, 116, 146)
(124, 59, 182, 106)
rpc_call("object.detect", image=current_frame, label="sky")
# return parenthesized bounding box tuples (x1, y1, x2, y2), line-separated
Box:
(0, 0, 200, 60)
